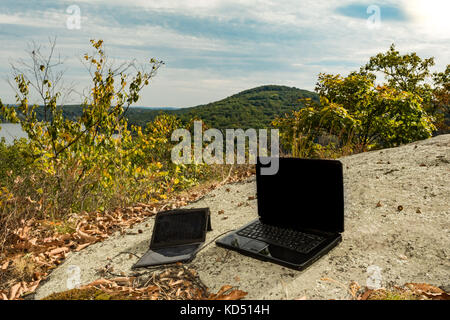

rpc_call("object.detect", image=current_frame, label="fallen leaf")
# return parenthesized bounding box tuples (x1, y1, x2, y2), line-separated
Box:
(424, 292, 450, 300)
(405, 283, 444, 294)
(1, 260, 10, 270)
(358, 289, 374, 300)
(49, 247, 69, 255)
(111, 277, 134, 286)
(349, 281, 361, 299)
(170, 279, 184, 286)
(76, 229, 97, 242)
(9, 283, 21, 300)
(75, 243, 91, 251)
(210, 285, 247, 300)
(27, 280, 41, 293)
(85, 278, 114, 288)
(217, 289, 248, 300)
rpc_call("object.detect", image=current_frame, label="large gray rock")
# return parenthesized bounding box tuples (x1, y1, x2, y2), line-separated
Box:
(35, 134, 450, 300)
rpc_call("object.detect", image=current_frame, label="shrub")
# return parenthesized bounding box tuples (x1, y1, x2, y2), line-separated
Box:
(0, 40, 213, 249)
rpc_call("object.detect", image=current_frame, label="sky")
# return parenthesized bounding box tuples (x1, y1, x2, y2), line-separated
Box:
(0, 0, 449, 108)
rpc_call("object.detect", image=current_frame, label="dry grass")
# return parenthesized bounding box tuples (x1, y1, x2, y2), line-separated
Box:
(10, 255, 41, 282)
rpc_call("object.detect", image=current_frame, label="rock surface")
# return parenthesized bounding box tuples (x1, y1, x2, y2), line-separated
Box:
(35, 134, 450, 300)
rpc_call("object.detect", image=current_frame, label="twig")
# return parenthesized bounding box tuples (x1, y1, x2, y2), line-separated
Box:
(217, 165, 234, 187)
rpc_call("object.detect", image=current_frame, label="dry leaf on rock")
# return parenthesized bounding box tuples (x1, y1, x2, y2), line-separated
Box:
(1, 260, 9, 270)
(405, 283, 444, 294)
(9, 283, 21, 300)
(75, 243, 90, 252)
(48, 247, 69, 255)
(209, 285, 248, 300)
(349, 281, 361, 299)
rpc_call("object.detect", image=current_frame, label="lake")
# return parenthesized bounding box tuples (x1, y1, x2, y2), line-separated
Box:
(0, 123, 121, 145)
(0, 123, 28, 144)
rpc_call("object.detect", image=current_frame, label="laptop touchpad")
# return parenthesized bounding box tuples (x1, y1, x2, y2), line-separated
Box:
(245, 240, 268, 253)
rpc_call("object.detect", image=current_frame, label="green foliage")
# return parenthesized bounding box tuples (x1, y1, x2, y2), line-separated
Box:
(431, 65, 450, 133)
(0, 40, 213, 247)
(361, 44, 449, 132)
(1, 40, 165, 215)
(118, 85, 318, 129)
(172, 85, 318, 129)
(0, 137, 31, 180)
(361, 43, 435, 96)
(274, 45, 442, 158)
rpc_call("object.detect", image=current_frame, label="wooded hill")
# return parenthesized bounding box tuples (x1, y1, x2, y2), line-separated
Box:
(165, 85, 318, 129)
(1, 85, 318, 130)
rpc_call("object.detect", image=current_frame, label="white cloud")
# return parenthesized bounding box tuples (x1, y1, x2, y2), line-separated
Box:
(0, 0, 448, 106)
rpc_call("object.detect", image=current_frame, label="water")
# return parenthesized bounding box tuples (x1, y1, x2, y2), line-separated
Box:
(0, 123, 28, 144)
(0, 123, 120, 145)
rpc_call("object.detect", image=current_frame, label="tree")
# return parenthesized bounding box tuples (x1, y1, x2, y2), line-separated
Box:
(361, 44, 449, 129)
(274, 45, 440, 158)
(361, 44, 435, 96)
(0, 39, 165, 214)
(431, 65, 450, 133)
(317, 72, 435, 147)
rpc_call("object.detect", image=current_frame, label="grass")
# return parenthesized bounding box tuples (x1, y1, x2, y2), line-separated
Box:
(11, 255, 41, 281)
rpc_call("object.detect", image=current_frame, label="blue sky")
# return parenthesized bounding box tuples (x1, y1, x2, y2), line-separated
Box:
(0, 0, 448, 107)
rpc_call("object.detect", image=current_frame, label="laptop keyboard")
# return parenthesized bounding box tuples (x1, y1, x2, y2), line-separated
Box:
(237, 221, 325, 254)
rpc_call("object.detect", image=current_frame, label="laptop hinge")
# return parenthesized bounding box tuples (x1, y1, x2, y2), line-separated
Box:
(207, 211, 212, 231)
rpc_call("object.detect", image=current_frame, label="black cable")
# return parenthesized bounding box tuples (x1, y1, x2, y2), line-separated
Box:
(196, 229, 234, 254)
(104, 230, 235, 276)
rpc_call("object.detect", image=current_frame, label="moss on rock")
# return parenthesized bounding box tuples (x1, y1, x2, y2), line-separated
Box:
(42, 287, 115, 300)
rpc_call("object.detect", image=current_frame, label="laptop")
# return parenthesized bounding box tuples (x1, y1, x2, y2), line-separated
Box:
(133, 208, 212, 268)
(216, 157, 344, 270)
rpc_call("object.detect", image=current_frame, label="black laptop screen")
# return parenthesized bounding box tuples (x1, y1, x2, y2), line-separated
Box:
(256, 157, 344, 233)
(151, 209, 208, 248)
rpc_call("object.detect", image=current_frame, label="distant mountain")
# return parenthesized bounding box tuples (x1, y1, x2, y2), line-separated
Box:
(131, 106, 180, 110)
(1, 85, 319, 129)
(168, 85, 319, 129)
